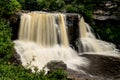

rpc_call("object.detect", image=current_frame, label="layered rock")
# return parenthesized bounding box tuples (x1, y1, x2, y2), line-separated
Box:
(93, 0, 120, 21)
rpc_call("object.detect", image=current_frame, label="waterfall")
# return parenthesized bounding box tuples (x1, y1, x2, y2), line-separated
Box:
(14, 12, 88, 72)
(14, 11, 120, 74)
(19, 12, 70, 47)
(78, 17, 119, 54)
(19, 12, 58, 47)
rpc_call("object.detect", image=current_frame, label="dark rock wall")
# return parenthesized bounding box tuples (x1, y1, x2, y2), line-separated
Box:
(66, 14, 80, 51)
(93, 0, 120, 21)
(10, 14, 20, 40)
(93, 0, 120, 50)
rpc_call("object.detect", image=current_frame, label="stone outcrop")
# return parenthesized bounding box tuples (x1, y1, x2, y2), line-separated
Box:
(93, 0, 120, 21)
(46, 61, 67, 71)
(46, 54, 120, 80)
(80, 54, 120, 80)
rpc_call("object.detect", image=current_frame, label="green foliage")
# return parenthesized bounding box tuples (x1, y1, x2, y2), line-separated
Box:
(17, 0, 105, 22)
(47, 69, 68, 80)
(0, 0, 21, 18)
(82, 9, 93, 21)
(0, 0, 120, 79)
(16, 0, 110, 21)
(0, 19, 14, 59)
(17, 0, 26, 9)
(65, 5, 78, 13)
(18, 0, 65, 11)
(23, 0, 46, 11)
(93, 21, 120, 47)
(48, 0, 65, 11)
(0, 61, 69, 80)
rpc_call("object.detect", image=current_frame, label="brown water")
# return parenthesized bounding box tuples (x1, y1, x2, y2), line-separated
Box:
(14, 12, 120, 76)
(14, 12, 89, 72)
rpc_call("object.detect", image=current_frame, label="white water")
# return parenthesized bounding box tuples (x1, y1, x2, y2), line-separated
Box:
(78, 17, 119, 53)
(14, 12, 89, 72)
(14, 12, 120, 73)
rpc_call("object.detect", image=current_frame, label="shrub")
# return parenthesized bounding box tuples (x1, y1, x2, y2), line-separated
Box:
(17, 0, 26, 9)
(47, 68, 68, 80)
(92, 20, 120, 49)
(0, 0, 21, 18)
(24, 0, 46, 11)
(0, 62, 69, 80)
(49, 0, 65, 11)
(0, 19, 14, 60)
(65, 5, 78, 13)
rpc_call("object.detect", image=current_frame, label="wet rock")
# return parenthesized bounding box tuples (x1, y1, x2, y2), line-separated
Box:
(66, 13, 80, 51)
(46, 60, 67, 71)
(80, 54, 120, 80)
(10, 10, 31, 40)
(93, 15, 117, 20)
(54, 54, 120, 80)
(9, 14, 20, 40)
(10, 49, 22, 65)
(67, 69, 104, 80)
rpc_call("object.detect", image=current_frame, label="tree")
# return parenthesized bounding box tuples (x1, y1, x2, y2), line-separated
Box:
(0, 0, 21, 18)
(24, 0, 46, 11)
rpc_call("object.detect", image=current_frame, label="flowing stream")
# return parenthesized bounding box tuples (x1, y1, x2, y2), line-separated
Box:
(14, 12, 119, 74)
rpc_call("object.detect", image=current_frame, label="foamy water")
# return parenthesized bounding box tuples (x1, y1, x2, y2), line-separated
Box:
(14, 40, 89, 72)
(14, 12, 120, 74)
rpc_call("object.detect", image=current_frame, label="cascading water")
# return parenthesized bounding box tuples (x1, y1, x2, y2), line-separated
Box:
(14, 11, 120, 79)
(14, 12, 88, 72)
(78, 17, 119, 56)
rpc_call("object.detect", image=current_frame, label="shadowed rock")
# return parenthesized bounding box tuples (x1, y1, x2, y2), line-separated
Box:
(80, 54, 120, 80)
(93, 0, 120, 21)
(47, 60, 67, 71)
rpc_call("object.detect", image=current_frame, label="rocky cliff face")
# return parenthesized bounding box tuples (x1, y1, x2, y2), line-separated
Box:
(92, 0, 120, 50)
(93, 0, 120, 21)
